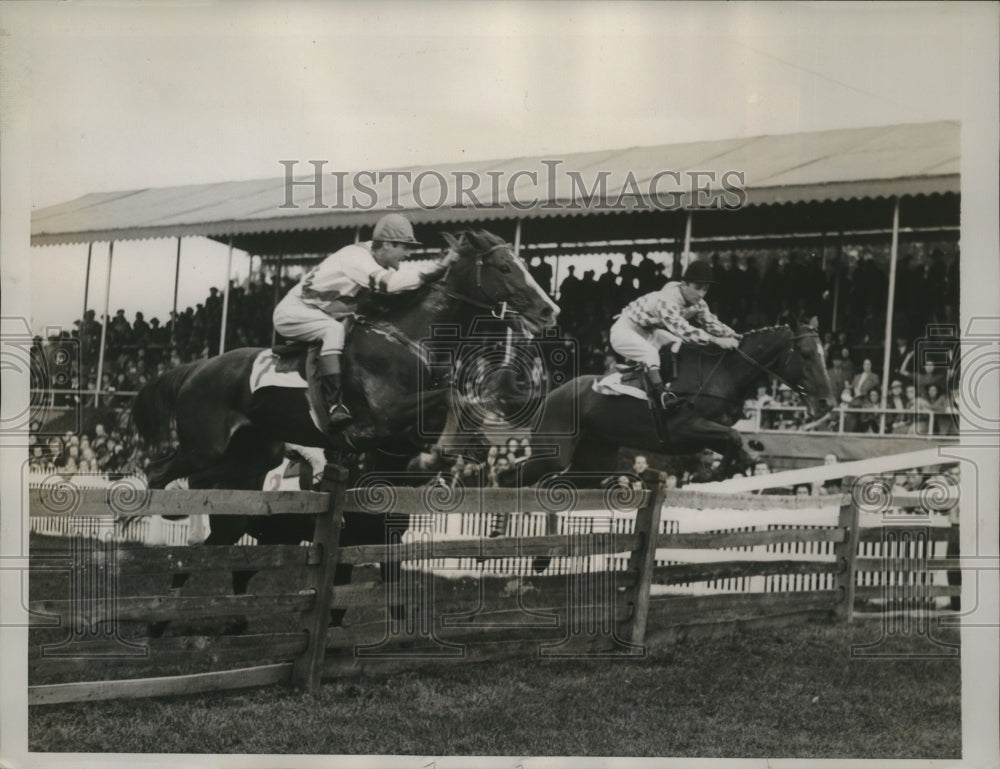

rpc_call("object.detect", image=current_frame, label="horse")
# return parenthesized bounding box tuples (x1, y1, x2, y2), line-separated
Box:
(493, 321, 837, 549)
(131, 229, 558, 633)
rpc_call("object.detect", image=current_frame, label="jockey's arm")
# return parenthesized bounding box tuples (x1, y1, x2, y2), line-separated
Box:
(658, 304, 718, 346)
(694, 302, 740, 340)
(339, 248, 449, 294)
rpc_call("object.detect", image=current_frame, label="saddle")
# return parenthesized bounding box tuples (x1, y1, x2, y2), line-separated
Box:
(271, 319, 356, 377)
(614, 362, 646, 390)
(271, 342, 311, 377)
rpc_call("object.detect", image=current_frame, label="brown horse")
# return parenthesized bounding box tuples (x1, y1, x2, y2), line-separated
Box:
(131, 229, 558, 631)
(492, 321, 836, 556)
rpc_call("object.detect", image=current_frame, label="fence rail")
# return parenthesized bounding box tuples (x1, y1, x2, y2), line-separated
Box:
(28, 451, 958, 705)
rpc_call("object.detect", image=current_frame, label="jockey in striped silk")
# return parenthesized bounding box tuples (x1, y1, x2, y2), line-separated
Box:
(609, 259, 740, 409)
(272, 213, 448, 429)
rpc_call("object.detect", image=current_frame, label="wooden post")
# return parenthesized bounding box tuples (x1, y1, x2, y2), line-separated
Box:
(834, 476, 861, 623)
(292, 464, 348, 692)
(93, 241, 114, 406)
(621, 472, 667, 647)
(219, 238, 234, 354)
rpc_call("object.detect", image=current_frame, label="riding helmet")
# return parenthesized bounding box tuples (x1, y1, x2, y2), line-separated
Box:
(373, 213, 422, 245)
(682, 260, 715, 284)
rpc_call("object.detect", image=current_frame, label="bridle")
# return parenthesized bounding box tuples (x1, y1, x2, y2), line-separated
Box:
(734, 329, 819, 400)
(433, 242, 527, 326)
(691, 328, 819, 405)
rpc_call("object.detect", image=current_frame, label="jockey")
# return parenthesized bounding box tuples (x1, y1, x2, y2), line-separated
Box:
(273, 213, 448, 430)
(609, 259, 740, 408)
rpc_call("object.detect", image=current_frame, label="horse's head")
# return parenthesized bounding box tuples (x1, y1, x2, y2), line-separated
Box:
(782, 319, 837, 419)
(741, 321, 836, 420)
(440, 230, 559, 335)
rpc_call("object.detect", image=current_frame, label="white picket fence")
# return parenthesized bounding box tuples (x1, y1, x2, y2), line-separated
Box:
(27, 452, 958, 601)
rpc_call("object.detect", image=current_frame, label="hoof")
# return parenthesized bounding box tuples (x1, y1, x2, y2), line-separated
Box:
(532, 556, 551, 573)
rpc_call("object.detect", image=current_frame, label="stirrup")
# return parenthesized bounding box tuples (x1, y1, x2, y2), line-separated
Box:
(327, 403, 353, 429)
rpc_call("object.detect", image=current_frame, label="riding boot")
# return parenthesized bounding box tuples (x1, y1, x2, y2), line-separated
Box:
(643, 365, 674, 410)
(317, 352, 353, 430)
(660, 347, 679, 385)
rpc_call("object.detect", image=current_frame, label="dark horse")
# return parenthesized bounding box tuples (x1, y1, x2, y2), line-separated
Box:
(499, 320, 836, 494)
(131, 229, 558, 631)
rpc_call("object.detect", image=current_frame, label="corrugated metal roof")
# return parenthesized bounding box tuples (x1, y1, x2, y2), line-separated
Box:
(31, 121, 959, 247)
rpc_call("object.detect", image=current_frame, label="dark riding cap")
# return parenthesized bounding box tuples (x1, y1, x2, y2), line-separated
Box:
(682, 260, 715, 284)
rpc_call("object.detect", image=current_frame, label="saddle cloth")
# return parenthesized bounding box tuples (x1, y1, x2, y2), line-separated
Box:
(592, 371, 647, 401)
(250, 349, 309, 393)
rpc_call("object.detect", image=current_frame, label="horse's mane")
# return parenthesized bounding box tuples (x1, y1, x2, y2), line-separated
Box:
(740, 324, 791, 339)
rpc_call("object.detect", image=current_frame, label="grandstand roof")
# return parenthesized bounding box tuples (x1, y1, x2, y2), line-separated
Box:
(31, 121, 959, 253)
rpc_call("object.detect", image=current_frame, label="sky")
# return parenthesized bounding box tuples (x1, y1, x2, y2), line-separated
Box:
(0, 1, 993, 333)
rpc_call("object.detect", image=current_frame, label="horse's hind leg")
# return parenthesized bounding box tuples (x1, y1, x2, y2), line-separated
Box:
(490, 442, 573, 538)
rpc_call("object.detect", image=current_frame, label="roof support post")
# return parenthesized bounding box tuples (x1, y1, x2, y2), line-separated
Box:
(682, 210, 694, 272)
(82, 242, 93, 322)
(354, 227, 361, 245)
(513, 219, 522, 257)
(271, 259, 284, 346)
(219, 238, 234, 355)
(831, 230, 844, 333)
(171, 237, 182, 345)
(93, 241, 113, 406)
(879, 197, 901, 414)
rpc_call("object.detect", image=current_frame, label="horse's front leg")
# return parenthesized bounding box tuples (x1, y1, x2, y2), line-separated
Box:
(681, 417, 755, 480)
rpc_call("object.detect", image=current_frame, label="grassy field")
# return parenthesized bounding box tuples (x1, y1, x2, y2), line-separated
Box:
(29, 621, 960, 758)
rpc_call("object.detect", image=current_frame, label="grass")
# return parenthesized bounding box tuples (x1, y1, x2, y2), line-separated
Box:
(29, 621, 960, 758)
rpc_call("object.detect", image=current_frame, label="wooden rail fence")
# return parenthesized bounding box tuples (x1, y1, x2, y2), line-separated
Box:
(28, 461, 958, 705)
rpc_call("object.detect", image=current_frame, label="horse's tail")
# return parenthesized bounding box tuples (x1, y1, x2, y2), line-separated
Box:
(132, 362, 198, 447)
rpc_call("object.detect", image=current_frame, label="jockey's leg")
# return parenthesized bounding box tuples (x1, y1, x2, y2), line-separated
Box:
(273, 296, 352, 430)
(611, 317, 675, 409)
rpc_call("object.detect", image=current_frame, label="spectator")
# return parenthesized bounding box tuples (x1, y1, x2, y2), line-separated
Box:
(488, 455, 510, 488)
(889, 335, 916, 385)
(618, 253, 641, 302)
(628, 454, 660, 490)
(886, 379, 911, 434)
(857, 388, 884, 434)
(733, 399, 759, 431)
(836, 347, 856, 385)
(912, 386, 934, 435)
(924, 383, 949, 435)
(774, 386, 803, 430)
(850, 358, 880, 402)
(915, 360, 945, 399)
(528, 255, 553, 296)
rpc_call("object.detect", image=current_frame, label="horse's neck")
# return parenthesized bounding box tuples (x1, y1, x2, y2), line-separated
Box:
(735, 332, 791, 395)
(685, 332, 788, 402)
(383, 284, 473, 340)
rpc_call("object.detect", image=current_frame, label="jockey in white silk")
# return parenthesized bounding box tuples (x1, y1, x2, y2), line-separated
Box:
(273, 213, 447, 430)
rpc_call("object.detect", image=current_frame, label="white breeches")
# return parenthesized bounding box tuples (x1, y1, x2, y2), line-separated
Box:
(609, 316, 681, 368)
(273, 294, 345, 355)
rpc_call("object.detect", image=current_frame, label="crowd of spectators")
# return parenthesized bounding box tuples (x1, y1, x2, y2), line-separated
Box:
(28, 421, 137, 477)
(29, 240, 959, 480)
(30, 274, 287, 478)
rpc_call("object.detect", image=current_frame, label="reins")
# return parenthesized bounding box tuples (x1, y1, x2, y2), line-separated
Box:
(677, 328, 816, 408)
(362, 239, 529, 385)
